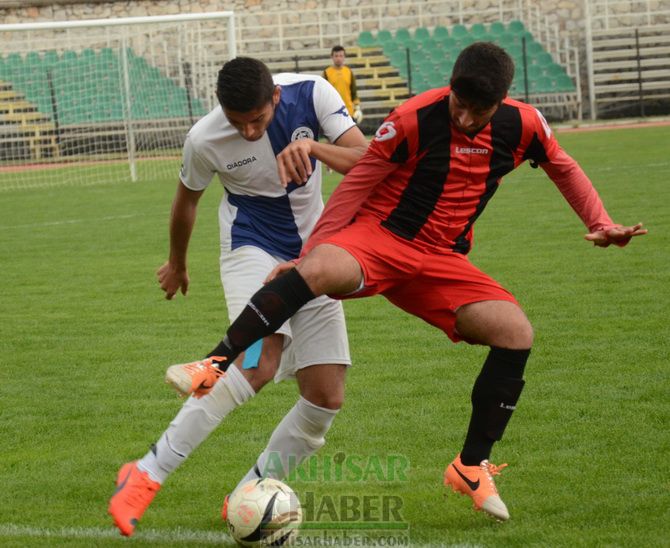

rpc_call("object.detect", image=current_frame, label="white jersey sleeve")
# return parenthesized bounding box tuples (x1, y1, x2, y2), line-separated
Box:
(179, 132, 216, 191)
(311, 75, 357, 143)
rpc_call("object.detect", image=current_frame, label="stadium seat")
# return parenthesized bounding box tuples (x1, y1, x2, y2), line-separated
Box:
(489, 21, 505, 36)
(358, 31, 376, 48)
(439, 36, 457, 50)
(556, 73, 576, 91)
(535, 51, 554, 67)
(507, 20, 526, 34)
(526, 41, 544, 56)
(451, 24, 468, 40)
(546, 62, 566, 77)
(470, 23, 487, 39)
(414, 27, 430, 42)
(377, 29, 393, 45)
(395, 28, 412, 46)
(433, 26, 449, 40)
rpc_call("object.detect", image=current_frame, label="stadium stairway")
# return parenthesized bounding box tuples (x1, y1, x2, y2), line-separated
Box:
(0, 81, 58, 161)
(262, 46, 410, 133)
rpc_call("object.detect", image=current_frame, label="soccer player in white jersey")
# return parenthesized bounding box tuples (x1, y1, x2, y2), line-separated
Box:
(108, 57, 367, 537)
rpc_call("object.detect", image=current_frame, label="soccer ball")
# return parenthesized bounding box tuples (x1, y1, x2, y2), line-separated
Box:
(226, 478, 303, 546)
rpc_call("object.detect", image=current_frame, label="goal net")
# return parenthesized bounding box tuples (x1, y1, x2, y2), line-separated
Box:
(0, 12, 235, 191)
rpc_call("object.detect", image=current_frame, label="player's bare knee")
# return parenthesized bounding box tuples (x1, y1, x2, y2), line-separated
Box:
(304, 390, 344, 411)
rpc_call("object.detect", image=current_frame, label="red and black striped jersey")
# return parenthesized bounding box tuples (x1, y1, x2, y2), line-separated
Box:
(357, 86, 560, 254)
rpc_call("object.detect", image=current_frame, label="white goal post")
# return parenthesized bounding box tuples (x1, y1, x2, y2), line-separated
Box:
(0, 11, 235, 190)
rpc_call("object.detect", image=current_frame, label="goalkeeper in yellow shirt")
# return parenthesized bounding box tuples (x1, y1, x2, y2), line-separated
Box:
(323, 45, 363, 124)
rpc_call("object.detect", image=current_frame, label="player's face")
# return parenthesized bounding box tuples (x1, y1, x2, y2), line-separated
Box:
(332, 51, 346, 67)
(224, 86, 281, 142)
(448, 92, 499, 135)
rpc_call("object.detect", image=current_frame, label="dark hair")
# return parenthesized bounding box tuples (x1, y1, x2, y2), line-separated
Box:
(216, 57, 275, 112)
(450, 42, 514, 108)
(331, 45, 346, 55)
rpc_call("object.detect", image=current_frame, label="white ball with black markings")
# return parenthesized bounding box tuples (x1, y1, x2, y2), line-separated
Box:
(226, 478, 303, 546)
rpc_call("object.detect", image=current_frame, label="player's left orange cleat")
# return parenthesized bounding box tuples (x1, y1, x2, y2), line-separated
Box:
(221, 494, 230, 521)
(165, 356, 226, 398)
(108, 461, 161, 536)
(444, 453, 510, 521)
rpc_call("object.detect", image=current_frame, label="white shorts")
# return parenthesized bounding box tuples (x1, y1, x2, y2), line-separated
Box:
(220, 245, 351, 382)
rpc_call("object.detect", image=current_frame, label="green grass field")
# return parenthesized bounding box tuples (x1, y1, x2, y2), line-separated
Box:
(1, 125, 668, 547)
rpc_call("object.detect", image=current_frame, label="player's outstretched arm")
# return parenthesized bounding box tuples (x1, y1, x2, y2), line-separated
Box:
(584, 222, 647, 247)
(157, 182, 204, 299)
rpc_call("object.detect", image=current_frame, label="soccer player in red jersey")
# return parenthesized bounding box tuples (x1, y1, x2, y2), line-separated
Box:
(173, 42, 647, 521)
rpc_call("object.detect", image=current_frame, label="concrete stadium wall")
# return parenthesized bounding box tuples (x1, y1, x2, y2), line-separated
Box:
(1, 1, 587, 45)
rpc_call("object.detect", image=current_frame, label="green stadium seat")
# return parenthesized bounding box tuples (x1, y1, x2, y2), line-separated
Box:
(383, 42, 403, 58)
(414, 27, 430, 42)
(526, 41, 544, 56)
(411, 49, 430, 63)
(358, 31, 376, 48)
(546, 62, 565, 77)
(535, 51, 554, 67)
(427, 72, 448, 88)
(377, 30, 393, 45)
(556, 73, 576, 91)
(451, 24, 468, 40)
(395, 28, 411, 45)
(470, 23, 487, 39)
(507, 20, 526, 34)
(420, 38, 442, 53)
(433, 26, 449, 40)
(489, 22, 505, 36)
(439, 36, 457, 50)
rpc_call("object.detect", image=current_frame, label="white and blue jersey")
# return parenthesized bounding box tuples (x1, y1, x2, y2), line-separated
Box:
(180, 73, 356, 260)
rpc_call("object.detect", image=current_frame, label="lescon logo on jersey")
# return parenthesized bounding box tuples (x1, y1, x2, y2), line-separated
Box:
(455, 146, 489, 155)
(375, 121, 396, 142)
(292, 127, 315, 141)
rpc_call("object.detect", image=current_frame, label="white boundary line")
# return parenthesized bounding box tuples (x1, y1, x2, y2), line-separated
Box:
(0, 523, 233, 544)
(0, 212, 165, 231)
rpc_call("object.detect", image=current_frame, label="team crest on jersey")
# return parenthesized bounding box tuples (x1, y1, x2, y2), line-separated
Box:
(374, 121, 396, 142)
(291, 127, 314, 141)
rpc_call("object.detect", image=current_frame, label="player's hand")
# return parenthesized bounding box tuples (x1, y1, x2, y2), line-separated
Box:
(584, 222, 647, 247)
(276, 139, 314, 187)
(157, 261, 189, 299)
(264, 259, 299, 284)
(353, 106, 363, 123)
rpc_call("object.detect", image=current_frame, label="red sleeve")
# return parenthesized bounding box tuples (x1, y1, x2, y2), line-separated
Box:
(541, 147, 617, 232)
(303, 113, 407, 255)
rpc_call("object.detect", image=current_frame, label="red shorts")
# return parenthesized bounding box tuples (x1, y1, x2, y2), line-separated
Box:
(323, 216, 518, 342)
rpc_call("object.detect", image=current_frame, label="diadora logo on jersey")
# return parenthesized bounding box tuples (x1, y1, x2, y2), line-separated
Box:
(291, 127, 315, 141)
(374, 121, 396, 142)
(332, 105, 350, 118)
(226, 156, 257, 170)
(455, 146, 489, 155)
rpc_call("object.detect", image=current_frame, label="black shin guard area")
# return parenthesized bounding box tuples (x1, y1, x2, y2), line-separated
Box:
(471, 374, 526, 441)
(225, 268, 315, 359)
(461, 347, 530, 465)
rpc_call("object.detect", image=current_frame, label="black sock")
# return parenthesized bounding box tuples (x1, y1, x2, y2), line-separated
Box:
(206, 268, 315, 368)
(460, 346, 530, 466)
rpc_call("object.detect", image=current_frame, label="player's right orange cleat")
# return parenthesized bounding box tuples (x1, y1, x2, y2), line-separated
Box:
(108, 461, 161, 536)
(444, 453, 510, 521)
(165, 356, 226, 398)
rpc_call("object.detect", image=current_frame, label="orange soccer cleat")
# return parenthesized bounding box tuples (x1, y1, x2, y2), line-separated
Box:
(108, 461, 161, 536)
(165, 356, 226, 398)
(444, 453, 510, 521)
(221, 493, 230, 521)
